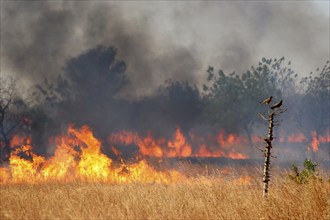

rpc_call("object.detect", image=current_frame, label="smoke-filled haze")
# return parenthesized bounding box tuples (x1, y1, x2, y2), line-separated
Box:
(1, 1, 329, 97)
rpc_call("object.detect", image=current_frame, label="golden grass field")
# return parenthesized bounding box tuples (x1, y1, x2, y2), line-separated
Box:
(0, 166, 329, 220)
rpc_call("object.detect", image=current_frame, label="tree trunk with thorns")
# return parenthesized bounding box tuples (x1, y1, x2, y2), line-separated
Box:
(259, 97, 285, 198)
(263, 112, 274, 198)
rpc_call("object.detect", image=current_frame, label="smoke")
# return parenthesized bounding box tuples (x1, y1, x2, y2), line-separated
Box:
(1, 1, 328, 98)
(0, 1, 201, 97)
(1, 1, 329, 164)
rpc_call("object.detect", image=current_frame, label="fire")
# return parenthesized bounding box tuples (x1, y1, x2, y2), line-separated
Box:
(286, 133, 307, 143)
(0, 125, 182, 184)
(109, 128, 249, 159)
(113, 160, 183, 183)
(138, 132, 164, 157)
(308, 131, 320, 152)
(216, 130, 240, 146)
(8, 135, 45, 182)
(227, 152, 249, 160)
(2, 124, 329, 184)
(318, 133, 330, 143)
(111, 146, 121, 157)
(168, 128, 192, 157)
(109, 128, 330, 158)
(283, 131, 330, 152)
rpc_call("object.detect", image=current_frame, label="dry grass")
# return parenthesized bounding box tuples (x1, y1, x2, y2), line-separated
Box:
(0, 170, 329, 220)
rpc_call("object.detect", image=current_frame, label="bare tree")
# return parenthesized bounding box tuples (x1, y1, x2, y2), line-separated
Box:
(259, 98, 286, 198)
(0, 76, 28, 163)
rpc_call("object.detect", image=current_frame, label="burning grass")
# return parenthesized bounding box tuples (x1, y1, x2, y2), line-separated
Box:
(0, 125, 329, 219)
(0, 169, 329, 220)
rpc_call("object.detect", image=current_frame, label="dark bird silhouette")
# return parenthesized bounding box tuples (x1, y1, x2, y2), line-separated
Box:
(271, 100, 283, 110)
(260, 96, 272, 105)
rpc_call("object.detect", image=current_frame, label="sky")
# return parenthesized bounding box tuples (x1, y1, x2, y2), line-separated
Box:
(1, 1, 329, 98)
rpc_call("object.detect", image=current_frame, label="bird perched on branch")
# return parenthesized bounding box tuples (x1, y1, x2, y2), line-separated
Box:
(260, 96, 272, 105)
(271, 100, 283, 110)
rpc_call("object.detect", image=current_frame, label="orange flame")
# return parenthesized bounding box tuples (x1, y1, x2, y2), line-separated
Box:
(318, 133, 330, 143)
(308, 131, 320, 152)
(283, 131, 329, 152)
(168, 128, 192, 157)
(0, 125, 182, 184)
(138, 132, 164, 157)
(111, 146, 121, 157)
(109, 128, 248, 159)
(286, 133, 307, 143)
(2, 124, 328, 184)
(109, 128, 330, 158)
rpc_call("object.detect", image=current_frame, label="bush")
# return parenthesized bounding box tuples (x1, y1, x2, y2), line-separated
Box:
(288, 159, 320, 184)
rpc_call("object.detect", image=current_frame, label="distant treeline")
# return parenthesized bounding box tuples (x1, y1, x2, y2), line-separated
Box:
(1, 45, 329, 157)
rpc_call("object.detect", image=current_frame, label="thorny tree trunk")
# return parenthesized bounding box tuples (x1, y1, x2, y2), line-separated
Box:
(263, 112, 274, 198)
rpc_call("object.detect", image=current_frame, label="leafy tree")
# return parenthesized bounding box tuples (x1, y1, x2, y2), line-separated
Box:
(203, 58, 293, 147)
(61, 45, 128, 100)
(129, 80, 202, 138)
(203, 68, 245, 133)
(297, 61, 330, 141)
(35, 45, 130, 139)
(159, 80, 202, 133)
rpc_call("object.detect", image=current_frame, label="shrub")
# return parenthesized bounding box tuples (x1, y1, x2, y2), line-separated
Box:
(288, 159, 320, 184)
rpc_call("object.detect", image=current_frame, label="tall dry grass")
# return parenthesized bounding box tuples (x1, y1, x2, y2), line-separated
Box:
(0, 168, 329, 219)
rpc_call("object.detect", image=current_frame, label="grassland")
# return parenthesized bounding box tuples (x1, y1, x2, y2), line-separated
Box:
(0, 167, 329, 220)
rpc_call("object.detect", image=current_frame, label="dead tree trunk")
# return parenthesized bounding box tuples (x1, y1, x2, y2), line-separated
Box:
(259, 98, 285, 198)
(263, 112, 274, 198)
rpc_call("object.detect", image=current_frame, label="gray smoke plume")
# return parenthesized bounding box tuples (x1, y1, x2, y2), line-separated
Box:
(1, 1, 329, 98)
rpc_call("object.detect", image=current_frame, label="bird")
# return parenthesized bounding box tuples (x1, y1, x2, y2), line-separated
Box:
(271, 100, 283, 110)
(260, 96, 272, 105)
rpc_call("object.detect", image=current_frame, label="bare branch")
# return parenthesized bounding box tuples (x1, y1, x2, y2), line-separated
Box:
(258, 112, 268, 121)
(0, 76, 28, 162)
(255, 145, 265, 153)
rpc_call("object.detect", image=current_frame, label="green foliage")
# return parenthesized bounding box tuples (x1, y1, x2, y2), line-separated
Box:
(297, 61, 330, 138)
(203, 58, 329, 150)
(202, 57, 294, 144)
(288, 159, 320, 184)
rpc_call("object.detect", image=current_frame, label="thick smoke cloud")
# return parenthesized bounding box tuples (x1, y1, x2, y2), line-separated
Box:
(1, 1, 201, 97)
(1, 1, 329, 98)
(1, 1, 329, 163)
